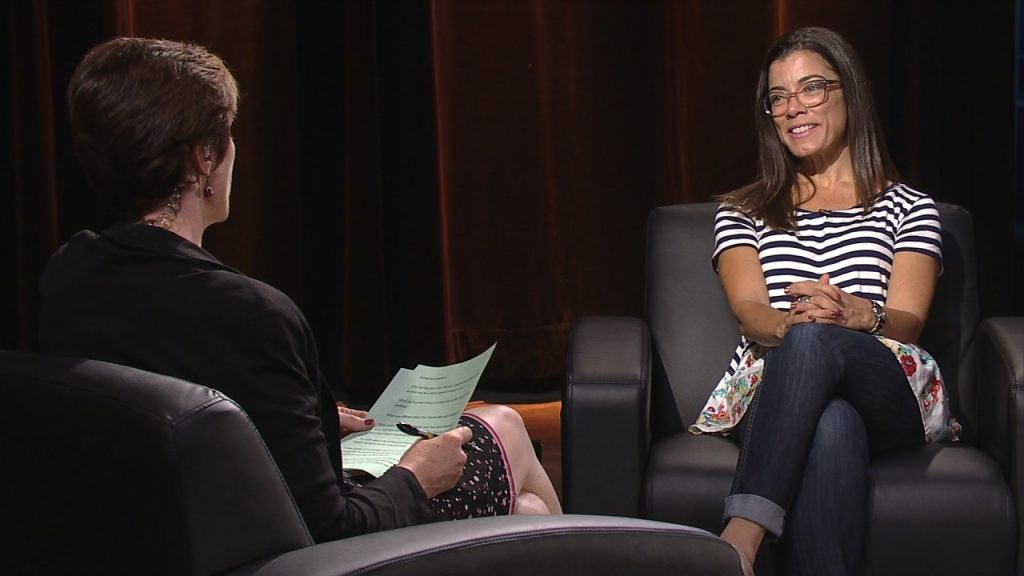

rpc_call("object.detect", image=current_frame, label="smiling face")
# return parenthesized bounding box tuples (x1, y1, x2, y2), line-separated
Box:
(767, 50, 847, 165)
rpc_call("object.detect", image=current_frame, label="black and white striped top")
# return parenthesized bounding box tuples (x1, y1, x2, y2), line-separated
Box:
(712, 182, 943, 376)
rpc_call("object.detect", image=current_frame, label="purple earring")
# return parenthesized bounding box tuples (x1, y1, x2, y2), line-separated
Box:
(203, 186, 214, 198)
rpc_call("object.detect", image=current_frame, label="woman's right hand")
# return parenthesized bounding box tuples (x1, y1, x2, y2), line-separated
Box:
(774, 302, 813, 341)
(396, 426, 472, 499)
(776, 274, 842, 338)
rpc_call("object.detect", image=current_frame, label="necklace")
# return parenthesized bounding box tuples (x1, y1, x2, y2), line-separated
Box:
(145, 192, 182, 229)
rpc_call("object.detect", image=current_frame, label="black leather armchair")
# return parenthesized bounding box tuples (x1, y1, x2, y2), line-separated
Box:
(563, 202, 1024, 575)
(0, 350, 745, 576)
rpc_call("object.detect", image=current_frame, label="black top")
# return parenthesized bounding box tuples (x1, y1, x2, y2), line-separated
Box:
(39, 222, 433, 542)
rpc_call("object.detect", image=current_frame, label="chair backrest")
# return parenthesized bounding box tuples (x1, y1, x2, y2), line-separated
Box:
(644, 202, 979, 442)
(0, 351, 313, 575)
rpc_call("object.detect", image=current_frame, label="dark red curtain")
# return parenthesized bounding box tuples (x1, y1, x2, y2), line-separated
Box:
(4, 0, 1018, 405)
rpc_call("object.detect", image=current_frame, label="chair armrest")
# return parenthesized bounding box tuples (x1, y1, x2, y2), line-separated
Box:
(562, 316, 651, 516)
(230, 515, 744, 576)
(976, 316, 1024, 576)
(977, 317, 1024, 467)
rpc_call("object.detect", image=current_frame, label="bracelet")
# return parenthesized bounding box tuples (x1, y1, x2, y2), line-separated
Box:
(868, 300, 886, 335)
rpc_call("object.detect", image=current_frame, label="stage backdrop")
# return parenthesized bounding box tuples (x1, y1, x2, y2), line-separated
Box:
(4, 0, 1017, 404)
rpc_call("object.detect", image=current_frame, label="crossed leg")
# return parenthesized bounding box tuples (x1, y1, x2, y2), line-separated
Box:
(465, 404, 562, 514)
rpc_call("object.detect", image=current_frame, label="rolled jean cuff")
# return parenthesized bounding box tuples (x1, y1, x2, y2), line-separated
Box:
(723, 494, 785, 538)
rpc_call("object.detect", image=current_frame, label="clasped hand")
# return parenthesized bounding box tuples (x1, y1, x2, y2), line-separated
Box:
(781, 274, 874, 336)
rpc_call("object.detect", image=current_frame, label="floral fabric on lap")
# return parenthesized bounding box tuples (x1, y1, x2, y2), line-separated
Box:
(689, 336, 959, 442)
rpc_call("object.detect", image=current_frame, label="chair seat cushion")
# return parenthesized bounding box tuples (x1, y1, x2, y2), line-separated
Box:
(865, 443, 1015, 574)
(645, 433, 738, 532)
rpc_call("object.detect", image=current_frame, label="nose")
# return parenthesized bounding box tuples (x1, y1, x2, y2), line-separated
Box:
(784, 94, 807, 117)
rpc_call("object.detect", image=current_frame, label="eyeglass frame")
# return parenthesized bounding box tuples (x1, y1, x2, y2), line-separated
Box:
(762, 79, 842, 117)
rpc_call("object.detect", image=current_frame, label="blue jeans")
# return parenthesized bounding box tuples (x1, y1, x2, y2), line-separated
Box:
(726, 324, 925, 575)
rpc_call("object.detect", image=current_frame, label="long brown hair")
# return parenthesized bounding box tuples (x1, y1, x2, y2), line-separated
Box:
(67, 38, 239, 220)
(719, 27, 898, 230)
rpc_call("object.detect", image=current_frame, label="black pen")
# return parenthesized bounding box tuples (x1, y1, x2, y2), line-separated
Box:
(396, 421, 483, 452)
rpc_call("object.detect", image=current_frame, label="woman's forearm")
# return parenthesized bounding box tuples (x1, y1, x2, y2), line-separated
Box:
(732, 300, 789, 347)
(873, 305, 926, 344)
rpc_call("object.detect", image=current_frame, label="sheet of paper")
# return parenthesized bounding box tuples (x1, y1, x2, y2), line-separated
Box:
(340, 343, 496, 478)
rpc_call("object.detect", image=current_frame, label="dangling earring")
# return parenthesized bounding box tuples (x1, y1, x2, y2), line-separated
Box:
(200, 143, 214, 198)
(200, 172, 214, 198)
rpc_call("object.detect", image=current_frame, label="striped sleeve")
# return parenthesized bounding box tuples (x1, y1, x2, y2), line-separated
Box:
(712, 205, 757, 272)
(895, 195, 943, 266)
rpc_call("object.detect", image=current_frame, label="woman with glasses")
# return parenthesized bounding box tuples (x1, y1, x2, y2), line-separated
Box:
(688, 27, 957, 575)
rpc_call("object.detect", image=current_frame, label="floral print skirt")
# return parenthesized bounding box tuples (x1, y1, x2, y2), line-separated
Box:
(689, 335, 959, 442)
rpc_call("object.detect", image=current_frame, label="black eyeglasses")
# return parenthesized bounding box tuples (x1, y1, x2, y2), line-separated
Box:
(763, 79, 842, 117)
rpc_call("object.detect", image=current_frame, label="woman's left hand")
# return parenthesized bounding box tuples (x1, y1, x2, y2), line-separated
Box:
(786, 274, 875, 331)
(337, 405, 375, 438)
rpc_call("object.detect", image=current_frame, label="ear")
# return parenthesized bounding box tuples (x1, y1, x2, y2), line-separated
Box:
(189, 143, 213, 177)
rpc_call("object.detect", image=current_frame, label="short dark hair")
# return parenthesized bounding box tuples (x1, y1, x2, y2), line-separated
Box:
(67, 38, 239, 220)
(721, 27, 897, 229)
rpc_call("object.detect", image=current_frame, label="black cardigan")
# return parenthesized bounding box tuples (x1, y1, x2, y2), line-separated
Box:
(39, 222, 432, 542)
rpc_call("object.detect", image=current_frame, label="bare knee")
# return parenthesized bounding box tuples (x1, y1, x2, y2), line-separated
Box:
(514, 491, 551, 515)
(467, 404, 527, 439)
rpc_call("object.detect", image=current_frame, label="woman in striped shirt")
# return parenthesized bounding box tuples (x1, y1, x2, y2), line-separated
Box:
(693, 27, 955, 576)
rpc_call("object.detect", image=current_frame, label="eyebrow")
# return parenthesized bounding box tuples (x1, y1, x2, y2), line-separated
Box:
(768, 74, 829, 92)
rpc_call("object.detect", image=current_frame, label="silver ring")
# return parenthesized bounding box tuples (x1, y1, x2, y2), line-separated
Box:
(796, 295, 812, 304)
